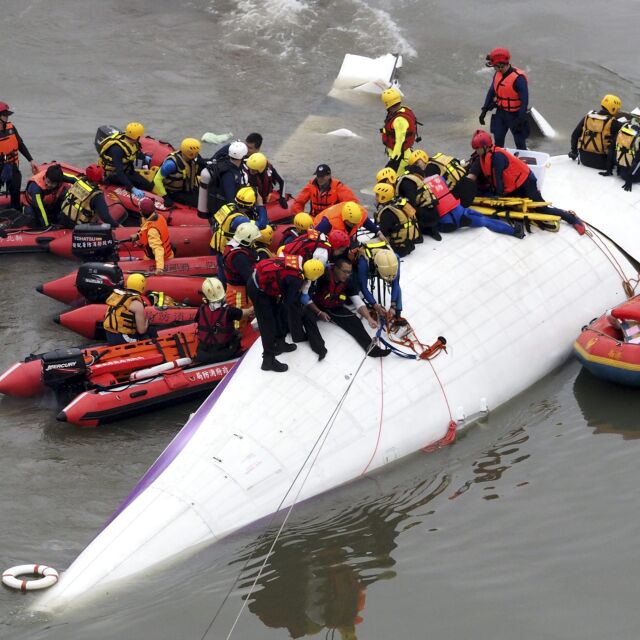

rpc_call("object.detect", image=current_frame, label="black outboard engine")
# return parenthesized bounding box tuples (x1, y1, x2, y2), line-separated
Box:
(72, 223, 117, 262)
(94, 125, 121, 154)
(76, 262, 123, 303)
(41, 348, 88, 404)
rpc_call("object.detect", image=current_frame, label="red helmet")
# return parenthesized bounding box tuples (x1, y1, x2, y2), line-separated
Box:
(486, 47, 510, 67)
(471, 129, 493, 149)
(84, 164, 104, 183)
(328, 229, 350, 250)
(0, 101, 13, 115)
(139, 197, 156, 216)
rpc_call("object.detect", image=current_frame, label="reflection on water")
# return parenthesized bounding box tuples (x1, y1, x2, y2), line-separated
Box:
(573, 368, 640, 438)
(232, 471, 450, 639)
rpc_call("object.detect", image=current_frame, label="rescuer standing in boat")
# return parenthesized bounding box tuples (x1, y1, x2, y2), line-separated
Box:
(129, 197, 174, 274)
(194, 277, 252, 364)
(0, 101, 39, 212)
(244, 152, 288, 209)
(569, 94, 624, 171)
(480, 48, 529, 150)
(380, 87, 420, 174)
(291, 164, 359, 216)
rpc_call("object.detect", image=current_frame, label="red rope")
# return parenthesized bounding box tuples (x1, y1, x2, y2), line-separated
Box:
(360, 357, 385, 476)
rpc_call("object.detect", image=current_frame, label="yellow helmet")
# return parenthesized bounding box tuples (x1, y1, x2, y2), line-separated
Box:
(126, 273, 146, 293)
(293, 212, 313, 232)
(125, 122, 145, 140)
(201, 277, 225, 303)
(341, 201, 362, 225)
(180, 137, 201, 160)
(246, 152, 267, 173)
(601, 94, 622, 115)
(381, 87, 402, 109)
(373, 182, 395, 204)
(373, 249, 398, 282)
(257, 224, 274, 245)
(376, 167, 397, 184)
(407, 149, 429, 166)
(235, 186, 256, 208)
(302, 258, 325, 281)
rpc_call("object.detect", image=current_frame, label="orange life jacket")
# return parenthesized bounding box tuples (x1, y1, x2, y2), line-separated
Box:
(479, 146, 530, 195)
(139, 214, 173, 260)
(313, 202, 367, 238)
(381, 106, 418, 151)
(492, 67, 527, 112)
(0, 122, 19, 166)
(424, 175, 460, 217)
(24, 170, 65, 207)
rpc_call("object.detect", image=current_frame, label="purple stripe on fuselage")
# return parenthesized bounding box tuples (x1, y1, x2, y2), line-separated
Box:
(101, 360, 242, 530)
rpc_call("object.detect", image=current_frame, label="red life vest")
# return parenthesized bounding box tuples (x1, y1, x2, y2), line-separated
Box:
(312, 270, 348, 309)
(24, 170, 65, 207)
(424, 175, 460, 217)
(247, 163, 274, 201)
(492, 67, 527, 112)
(255, 255, 303, 297)
(312, 202, 367, 238)
(196, 304, 236, 347)
(381, 106, 418, 151)
(139, 214, 174, 260)
(479, 147, 530, 195)
(222, 244, 257, 286)
(0, 121, 20, 166)
(282, 229, 330, 260)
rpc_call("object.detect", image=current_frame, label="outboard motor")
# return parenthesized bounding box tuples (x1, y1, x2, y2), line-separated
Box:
(41, 348, 88, 404)
(76, 262, 123, 303)
(72, 223, 117, 262)
(94, 125, 121, 154)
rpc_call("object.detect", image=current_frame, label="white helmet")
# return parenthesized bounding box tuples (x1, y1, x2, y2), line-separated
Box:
(201, 277, 225, 303)
(233, 221, 261, 245)
(228, 140, 248, 160)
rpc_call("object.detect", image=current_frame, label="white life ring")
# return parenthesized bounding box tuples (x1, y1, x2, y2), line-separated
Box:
(2, 564, 58, 592)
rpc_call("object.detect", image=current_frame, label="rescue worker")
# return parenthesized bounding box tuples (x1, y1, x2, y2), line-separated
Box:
(469, 129, 585, 234)
(480, 47, 529, 150)
(247, 255, 325, 372)
(58, 164, 120, 228)
(313, 201, 386, 244)
(255, 224, 275, 261)
(301, 256, 390, 358)
(222, 222, 261, 329)
(194, 277, 252, 364)
(281, 228, 349, 265)
(291, 164, 359, 216)
(210, 186, 268, 255)
(98, 121, 153, 198)
(24, 164, 76, 228)
(355, 243, 404, 325)
(380, 87, 420, 173)
(395, 150, 441, 240)
(0, 101, 38, 211)
(245, 152, 288, 208)
(569, 95, 624, 170)
(607, 111, 640, 192)
(129, 197, 174, 274)
(423, 151, 476, 207)
(372, 182, 422, 256)
(279, 211, 313, 245)
(205, 139, 249, 213)
(153, 137, 201, 207)
(375, 166, 397, 186)
(103, 272, 151, 345)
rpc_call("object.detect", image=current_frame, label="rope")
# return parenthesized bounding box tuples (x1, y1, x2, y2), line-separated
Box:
(200, 345, 374, 640)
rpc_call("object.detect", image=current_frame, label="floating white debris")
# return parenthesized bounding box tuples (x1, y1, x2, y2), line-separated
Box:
(326, 128, 359, 138)
(529, 107, 557, 139)
(333, 53, 402, 91)
(201, 132, 233, 144)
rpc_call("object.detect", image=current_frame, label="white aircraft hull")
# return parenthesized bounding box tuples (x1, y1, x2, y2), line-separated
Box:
(35, 156, 640, 612)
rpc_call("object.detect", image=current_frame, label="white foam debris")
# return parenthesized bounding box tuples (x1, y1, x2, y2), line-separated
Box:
(333, 53, 402, 90)
(326, 128, 359, 138)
